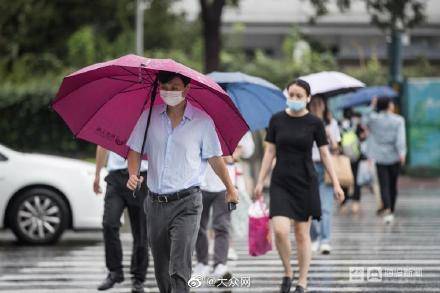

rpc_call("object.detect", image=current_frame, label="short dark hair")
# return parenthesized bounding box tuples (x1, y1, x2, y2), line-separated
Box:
(157, 70, 191, 86)
(343, 107, 354, 119)
(286, 79, 311, 97)
(376, 97, 392, 112)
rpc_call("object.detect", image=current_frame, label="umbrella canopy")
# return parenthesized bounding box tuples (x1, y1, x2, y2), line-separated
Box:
(298, 71, 365, 97)
(52, 54, 249, 158)
(336, 86, 398, 109)
(208, 71, 286, 131)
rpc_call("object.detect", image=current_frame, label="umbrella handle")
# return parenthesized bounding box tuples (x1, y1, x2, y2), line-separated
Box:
(132, 74, 158, 198)
(132, 179, 142, 197)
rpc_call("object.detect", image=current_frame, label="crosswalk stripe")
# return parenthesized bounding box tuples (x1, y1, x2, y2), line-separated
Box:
(1, 191, 439, 292)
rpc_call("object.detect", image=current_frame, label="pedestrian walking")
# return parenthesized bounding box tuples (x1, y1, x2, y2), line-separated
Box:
(364, 97, 406, 224)
(254, 79, 345, 293)
(308, 96, 341, 255)
(193, 131, 255, 281)
(192, 160, 234, 281)
(93, 147, 149, 292)
(126, 71, 239, 293)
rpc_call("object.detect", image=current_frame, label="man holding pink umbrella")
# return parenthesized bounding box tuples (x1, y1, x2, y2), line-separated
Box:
(126, 71, 239, 292)
(52, 55, 247, 292)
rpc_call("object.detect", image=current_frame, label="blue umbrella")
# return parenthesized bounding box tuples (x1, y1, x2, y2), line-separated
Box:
(337, 86, 398, 109)
(208, 72, 286, 131)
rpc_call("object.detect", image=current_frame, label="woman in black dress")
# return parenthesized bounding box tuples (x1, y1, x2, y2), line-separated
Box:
(254, 79, 345, 293)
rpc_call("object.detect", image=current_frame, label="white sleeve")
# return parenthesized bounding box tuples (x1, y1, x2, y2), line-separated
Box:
(201, 118, 223, 159)
(238, 131, 255, 159)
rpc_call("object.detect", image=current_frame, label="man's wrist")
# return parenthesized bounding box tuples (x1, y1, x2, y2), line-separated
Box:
(226, 185, 236, 192)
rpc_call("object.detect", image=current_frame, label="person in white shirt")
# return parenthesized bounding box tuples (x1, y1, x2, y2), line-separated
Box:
(93, 147, 149, 292)
(193, 132, 254, 280)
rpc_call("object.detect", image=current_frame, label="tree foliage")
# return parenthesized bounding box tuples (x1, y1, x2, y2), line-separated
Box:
(308, 0, 426, 30)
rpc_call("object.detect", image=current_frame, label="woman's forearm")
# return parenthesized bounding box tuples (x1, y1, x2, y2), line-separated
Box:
(320, 147, 340, 187)
(257, 145, 276, 184)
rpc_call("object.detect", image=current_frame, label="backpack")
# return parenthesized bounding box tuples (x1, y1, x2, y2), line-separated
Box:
(341, 130, 360, 162)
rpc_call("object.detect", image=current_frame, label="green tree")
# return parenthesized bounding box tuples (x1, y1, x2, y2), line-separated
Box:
(309, 0, 426, 30)
(199, 0, 239, 72)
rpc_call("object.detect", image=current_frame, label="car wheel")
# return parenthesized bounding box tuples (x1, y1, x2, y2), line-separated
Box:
(9, 188, 69, 244)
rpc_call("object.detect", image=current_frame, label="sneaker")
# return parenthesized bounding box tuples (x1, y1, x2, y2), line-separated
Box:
(212, 264, 232, 287)
(192, 262, 211, 278)
(383, 213, 394, 224)
(212, 263, 228, 278)
(227, 247, 238, 261)
(320, 243, 331, 255)
(311, 241, 320, 253)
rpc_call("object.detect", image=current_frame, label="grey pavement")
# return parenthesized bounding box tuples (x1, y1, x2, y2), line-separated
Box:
(0, 186, 439, 292)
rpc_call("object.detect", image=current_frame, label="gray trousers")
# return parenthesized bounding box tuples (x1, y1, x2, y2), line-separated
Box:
(145, 191, 203, 293)
(196, 190, 231, 267)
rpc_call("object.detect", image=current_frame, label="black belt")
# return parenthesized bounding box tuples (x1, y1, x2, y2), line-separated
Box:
(149, 186, 200, 203)
(109, 169, 147, 175)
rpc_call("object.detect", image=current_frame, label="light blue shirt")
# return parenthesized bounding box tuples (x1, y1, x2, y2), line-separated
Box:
(363, 107, 407, 164)
(127, 102, 223, 194)
(107, 151, 148, 172)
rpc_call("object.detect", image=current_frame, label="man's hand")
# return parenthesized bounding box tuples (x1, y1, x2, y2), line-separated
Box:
(226, 187, 239, 204)
(127, 174, 144, 191)
(253, 181, 264, 201)
(93, 175, 102, 194)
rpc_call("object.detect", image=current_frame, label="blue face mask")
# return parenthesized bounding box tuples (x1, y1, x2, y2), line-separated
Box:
(286, 100, 307, 112)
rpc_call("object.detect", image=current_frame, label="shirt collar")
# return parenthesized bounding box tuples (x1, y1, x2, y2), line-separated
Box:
(159, 101, 194, 121)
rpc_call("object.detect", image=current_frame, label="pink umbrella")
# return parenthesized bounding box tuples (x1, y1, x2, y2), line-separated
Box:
(52, 54, 249, 158)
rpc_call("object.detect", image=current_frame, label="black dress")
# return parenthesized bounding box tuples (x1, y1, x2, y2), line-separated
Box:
(266, 111, 328, 222)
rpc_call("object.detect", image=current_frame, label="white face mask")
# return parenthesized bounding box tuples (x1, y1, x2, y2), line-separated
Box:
(160, 90, 184, 106)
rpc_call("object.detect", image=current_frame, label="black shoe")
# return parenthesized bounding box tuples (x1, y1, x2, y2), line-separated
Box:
(132, 278, 145, 293)
(280, 276, 292, 293)
(293, 285, 306, 293)
(97, 272, 124, 291)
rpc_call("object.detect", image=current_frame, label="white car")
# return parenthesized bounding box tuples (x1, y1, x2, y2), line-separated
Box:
(0, 144, 106, 244)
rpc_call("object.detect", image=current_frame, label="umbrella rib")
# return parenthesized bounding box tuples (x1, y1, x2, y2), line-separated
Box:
(119, 66, 138, 77)
(144, 71, 155, 84)
(74, 82, 142, 136)
(54, 74, 140, 105)
(186, 93, 233, 155)
(107, 76, 139, 83)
